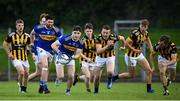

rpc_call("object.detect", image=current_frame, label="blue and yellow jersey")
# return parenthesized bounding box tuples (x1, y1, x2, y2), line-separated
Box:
(34, 25, 62, 53)
(58, 34, 84, 57)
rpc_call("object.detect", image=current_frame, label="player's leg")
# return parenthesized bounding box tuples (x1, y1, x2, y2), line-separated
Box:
(158, 62, 169, 95)
(113, 54, 136, 81)
(82, 66, 91, 92)
(28, 63, 42, 80)
(22, 63, 29, 93)
(37, 48, 51, 94)
(65, 65, 75, 95)
(93, 67, 102, 94)
(137, 56, 154, 93)
(55, 64, 64, 86)
(166, 66, 176, 86)
(12, 60, 25, 92)
(106, 56, 115, 89)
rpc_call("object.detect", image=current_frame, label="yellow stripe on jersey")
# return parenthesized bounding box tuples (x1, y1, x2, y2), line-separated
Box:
(39, 34, 56, 41)
(5, 32, 30, 61)
(81, 36, 96, 62)
(126, 29, 149, 57)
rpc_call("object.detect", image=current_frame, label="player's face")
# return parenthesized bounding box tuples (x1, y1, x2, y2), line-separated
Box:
(46, 19, 54, 28)
(16, 23, 24, 32)
(101, 28, 111, 39)
(40, 17, 46, 26)
(72, 31, 81, 41)
(85, 28, 93, 37)
(140, 24, 148, 34)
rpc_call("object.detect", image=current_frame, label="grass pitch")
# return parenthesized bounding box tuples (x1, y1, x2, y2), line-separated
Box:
(0, 81, 179, 100)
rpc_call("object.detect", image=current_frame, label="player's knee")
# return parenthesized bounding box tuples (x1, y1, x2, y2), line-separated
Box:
(107, 71, 113, 76)
(160, 71, 165, 77)
(68, 74, 74, 80)
(19, 71, 25, 77)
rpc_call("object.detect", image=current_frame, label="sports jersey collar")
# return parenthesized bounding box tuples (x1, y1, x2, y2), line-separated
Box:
(16, 31, 24, 36)
(84, 34, 94, 40)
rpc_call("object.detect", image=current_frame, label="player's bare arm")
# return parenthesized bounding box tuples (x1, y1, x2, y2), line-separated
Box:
(72, 49, 82, 59)
(125, 38, 141, 53)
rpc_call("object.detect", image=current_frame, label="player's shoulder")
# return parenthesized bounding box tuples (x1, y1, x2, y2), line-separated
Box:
(64, 34, 72, 41)
(24, 32, 30, 37)
(35, 24, 44, 29)
(53, 26, 60, 32)
(131, 29, 140, 36)
(79, 38, 84, 45)
(170, 42, 177, 48)
(8, 32, 16, 37)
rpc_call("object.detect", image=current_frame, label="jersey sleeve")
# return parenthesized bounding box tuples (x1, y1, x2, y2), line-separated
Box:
(33, 25, 41, 34)
(53, 26, 62, 37)
(153, 43, 159, 52)
(170, 43, 177, 54)
(95, 36, 101, 45)
(4, 35, 11, 43)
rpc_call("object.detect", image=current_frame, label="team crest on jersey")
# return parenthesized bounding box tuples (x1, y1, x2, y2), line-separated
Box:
(135, 31, 140, 36)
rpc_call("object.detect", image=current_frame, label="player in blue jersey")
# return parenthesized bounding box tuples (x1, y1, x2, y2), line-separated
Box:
(29, 13, 48, 81)
(51, 25, 84, 95)
(31, 15, 62, 94)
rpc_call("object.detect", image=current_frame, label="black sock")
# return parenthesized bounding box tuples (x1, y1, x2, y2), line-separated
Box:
(163, 86, 168, 91)
(94, 87, 99, 93)
(113, 75, 119, 81)
(147, 84, 151, 91)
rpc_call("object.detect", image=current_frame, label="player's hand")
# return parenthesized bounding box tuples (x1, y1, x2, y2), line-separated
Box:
(119, 46, 125, 51)
(8, 53, 14, 60)
(107, 40, 114, 47)
(133, 49, 142, 53)
(159, 62, 168, 67)
(32, 53, 36, 61)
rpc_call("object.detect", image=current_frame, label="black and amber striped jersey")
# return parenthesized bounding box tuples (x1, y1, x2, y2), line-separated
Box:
(81, 35, 96, 62)
(153, 42, 177, 60)
(126, 28, 149, 57)
(95, 34, 123, 58)
(4, 32, 30, 61)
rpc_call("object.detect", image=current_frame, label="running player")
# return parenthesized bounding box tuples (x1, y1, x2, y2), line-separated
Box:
(51, 25, 84, 95)
(28, 13, 48, 81)
(113, 19, 155, 93)
(3, 19, 31, 93)
(31, 15, 62, 94)
(150, 35, 178, 95)
(94, 25, 125, 94)
(73, 23, 96, 93)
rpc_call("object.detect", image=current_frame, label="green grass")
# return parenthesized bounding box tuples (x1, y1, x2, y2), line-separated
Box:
(0, 81, 179, 100)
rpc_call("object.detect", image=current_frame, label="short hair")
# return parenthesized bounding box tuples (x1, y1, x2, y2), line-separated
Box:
(84, 23, 93, 29)
(102, 25, 111, 30)
(140, 19, 149, 26)
(40, 13, 48, 21)
(45, 15, 53, 20)
(73, 25, 82, 32)
(16, 19, 24, 24)
(160, 35, 170, 44)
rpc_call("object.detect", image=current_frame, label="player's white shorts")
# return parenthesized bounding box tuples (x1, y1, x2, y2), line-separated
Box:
(158, 55, 177, 69)
(37, 47, 53, 63)
(34, 55, 40, 65)
(81, 61, 96, 71)
(54, 54, 75, 66)
(12, 59, 30, 68)
(95, 56, 115, 68)
(124, 53, 145, 67)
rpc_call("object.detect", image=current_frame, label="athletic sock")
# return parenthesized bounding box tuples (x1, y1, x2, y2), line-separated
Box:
(147, 84, 151, 91)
